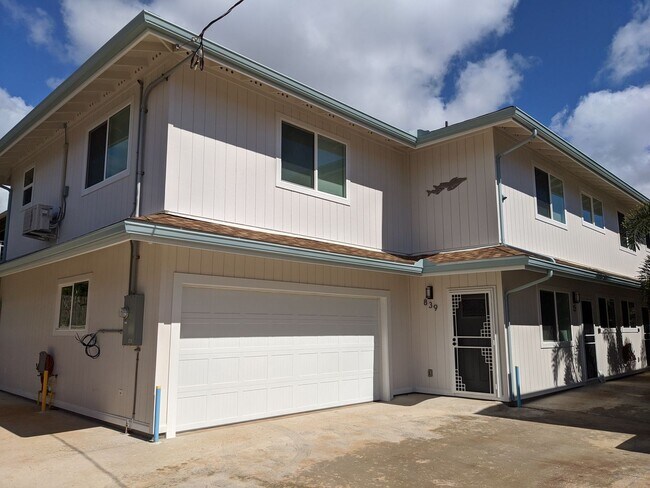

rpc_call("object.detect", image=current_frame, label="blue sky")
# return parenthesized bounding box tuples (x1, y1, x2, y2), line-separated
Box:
(0, 0, 649, 195)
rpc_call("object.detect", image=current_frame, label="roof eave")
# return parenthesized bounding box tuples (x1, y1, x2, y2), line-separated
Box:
(422, 255, 528, 276)
(124, 219, 422, 275)
(510, 108, 648, 205)
(526, 257, 640, 289)
(0, 12, 151, 158)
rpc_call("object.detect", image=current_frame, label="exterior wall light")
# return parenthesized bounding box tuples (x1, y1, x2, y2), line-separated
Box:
(425, 286, 434, 300)
(572, 292, 581, 304)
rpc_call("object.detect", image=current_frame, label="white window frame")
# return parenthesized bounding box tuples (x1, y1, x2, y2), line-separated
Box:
(275, 115, 350, 206)
(538, 287, 573, 347)
(621, 299, 639, 332)
(81, 101, 133, 196)
(597, 296, 618, 331)
(22, 166, 34, 208)
(580, 191, 605, 234)
(54, 273, 92, 334)
(617, 210, 636, 254)
(533, 165, 567, 229)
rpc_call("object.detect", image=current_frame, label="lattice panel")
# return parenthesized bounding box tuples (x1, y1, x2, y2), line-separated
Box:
(451, 294, 462, 313)
(454, 369, 466, 391)
(480, 315, 492, 337)
(480, 347, 494, 372)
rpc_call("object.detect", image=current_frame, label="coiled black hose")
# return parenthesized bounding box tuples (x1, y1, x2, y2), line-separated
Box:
(75, 329, 122, 359)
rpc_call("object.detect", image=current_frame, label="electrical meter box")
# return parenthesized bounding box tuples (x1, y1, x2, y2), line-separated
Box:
(122, 294, 144, 346)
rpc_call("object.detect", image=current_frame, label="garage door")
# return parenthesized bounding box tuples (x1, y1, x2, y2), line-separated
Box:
(176, 286, 380, 432)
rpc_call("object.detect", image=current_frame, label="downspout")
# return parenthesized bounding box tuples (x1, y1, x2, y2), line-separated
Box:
(496, 128, 537, 244)
(0, 184, 11, 262)
(495, 128, 550, 403)
(127, 52, 192, 433)
(51, 123, 70, 234)
(504, 261, 554, 402)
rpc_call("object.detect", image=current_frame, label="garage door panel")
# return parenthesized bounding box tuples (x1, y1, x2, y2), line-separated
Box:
(176, 287, 381, 431)
(210, 357, 239, 385)
(240, 388, 267, 416)
(268, 385, 293, 412)
(268, 354, 293, 379)
(178, 358, 209, 387)
(297, 353, 318, 376)
(208, 392, 238, 422)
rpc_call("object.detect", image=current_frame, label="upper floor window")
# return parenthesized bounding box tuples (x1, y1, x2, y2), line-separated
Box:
(598, 297, 617, 329)
(22, 167, 34, 206)
(581, 194, 604, 229)
(280, 121, 346, 198)
(57, 279, 89, 331)
(86, 105, 130, 189)
(540, 290, 572, 342)
(534, 168, 565, 224)
(617, 212, 635, 251)
(621, 300, 636, 328)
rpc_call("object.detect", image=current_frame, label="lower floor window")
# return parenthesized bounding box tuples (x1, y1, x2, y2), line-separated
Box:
(598, 297, 617, 328)
(540, 290, 572, 342)
(58, 280, 89, 330)
(621, 300, 636, 328)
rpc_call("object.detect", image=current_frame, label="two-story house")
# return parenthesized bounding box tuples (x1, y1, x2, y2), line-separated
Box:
(0, 12, 647, 438)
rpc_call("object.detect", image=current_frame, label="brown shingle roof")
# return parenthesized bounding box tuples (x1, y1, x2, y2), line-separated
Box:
(135, 213, 416, 264)
(132, 215, 638, 282)
(425, 245, 526, 264)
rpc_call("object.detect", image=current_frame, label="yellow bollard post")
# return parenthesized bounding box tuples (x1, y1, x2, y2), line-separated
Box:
(41, 370, 48, 412)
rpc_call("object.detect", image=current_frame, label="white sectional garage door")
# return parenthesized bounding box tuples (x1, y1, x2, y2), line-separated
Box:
(176, 286, 380, 432)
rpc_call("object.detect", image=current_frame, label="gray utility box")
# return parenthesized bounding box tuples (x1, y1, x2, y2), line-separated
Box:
(122, 294, 145, 346)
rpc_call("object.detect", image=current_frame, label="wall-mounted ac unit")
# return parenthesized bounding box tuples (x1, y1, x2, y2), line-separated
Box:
(23, 204, 55, 240)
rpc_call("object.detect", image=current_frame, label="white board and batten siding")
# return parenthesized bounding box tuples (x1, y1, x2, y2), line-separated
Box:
(497, 130, 647, 279)
(0, 243, 161, 431)
(176, 285, 381, 432)
(408, 130, 500, 255)
(503, 271, 648, 397)
(409, 272, 508, 400)
(163, 67, 412, 255)
(5, 67, 170, 261)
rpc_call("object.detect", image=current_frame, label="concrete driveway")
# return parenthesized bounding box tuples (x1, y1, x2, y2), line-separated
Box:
(1, 373, 648, 487)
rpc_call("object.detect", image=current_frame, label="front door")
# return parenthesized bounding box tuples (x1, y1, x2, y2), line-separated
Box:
(582, 301, 598, 380)
(451, 291, 495, 396)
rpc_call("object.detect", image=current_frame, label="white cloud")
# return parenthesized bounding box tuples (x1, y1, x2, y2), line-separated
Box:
(53, 0, 521, 130)
(45, 77, 64, 90)
(551, 85, 650, 196)
(601, 1, 650, 83)
(0, 87, 33, 138)
(444, 50, 526, 125)
(0, 0, 59, 52)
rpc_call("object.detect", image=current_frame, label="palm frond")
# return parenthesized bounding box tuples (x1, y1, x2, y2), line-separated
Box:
(624, 203, 650, 245)
(639, 255, 650, 308)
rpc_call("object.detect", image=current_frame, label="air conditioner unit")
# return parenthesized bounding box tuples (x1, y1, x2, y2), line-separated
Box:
(23, 204, 55, 240)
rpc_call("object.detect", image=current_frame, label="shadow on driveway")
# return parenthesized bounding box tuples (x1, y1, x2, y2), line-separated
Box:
(477, 372, 650, 454)
(0, 391, 100, 438)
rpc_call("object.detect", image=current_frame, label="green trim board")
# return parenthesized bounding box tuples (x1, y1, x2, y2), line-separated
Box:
(525, 257, 640, 289)
(422, 252, 639, 289)
(0, 216, 639, 291)
(0, 222, 128, 277)
(140, 12, 417, 147)
(123, 219, 423, 275)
